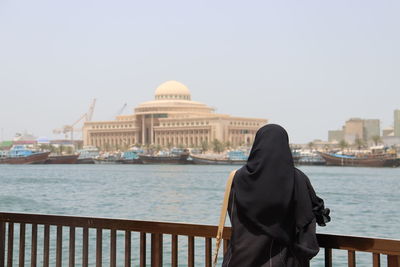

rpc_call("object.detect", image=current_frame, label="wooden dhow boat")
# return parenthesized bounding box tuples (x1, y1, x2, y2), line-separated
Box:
(190, 150, 248, 165)
(318, 152, 400, 167)
(0, 145, 50, 164)
(44, 154, 79, 164)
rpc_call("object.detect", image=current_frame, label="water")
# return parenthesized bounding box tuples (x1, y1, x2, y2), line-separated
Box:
(0, 165, 399, 266)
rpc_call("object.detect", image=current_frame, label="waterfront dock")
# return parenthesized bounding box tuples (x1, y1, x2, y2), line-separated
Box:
(1, 212, 399, 266)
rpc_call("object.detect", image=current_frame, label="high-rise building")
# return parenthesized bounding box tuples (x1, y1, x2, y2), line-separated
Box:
(328, 130, 344, 142)
(363, 119, 380, 143)
(394, 110, 400, 137)
(344, 118, 364, 144)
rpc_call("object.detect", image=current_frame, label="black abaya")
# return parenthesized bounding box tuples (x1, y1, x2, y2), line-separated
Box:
(222, 124, 330, 267)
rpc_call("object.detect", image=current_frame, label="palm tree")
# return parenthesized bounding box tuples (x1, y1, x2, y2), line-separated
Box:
(371, 135, 381, 146)
(212, 139, 225, 153)
(339, 140, 348, 152)
(354, 138, 365, 150)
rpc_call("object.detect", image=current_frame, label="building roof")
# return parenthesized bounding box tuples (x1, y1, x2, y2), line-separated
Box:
(154, 80, 191, 100)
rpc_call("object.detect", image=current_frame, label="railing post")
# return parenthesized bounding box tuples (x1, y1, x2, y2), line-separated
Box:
(96, 229, 102, 267)
(140, 232, 146, 267)
(373, 253, 380, 267)
(43, 225, 49, 267)
(348, 250, 356, 267)
(19, 223, 25, 267)
(124, 231, 131, 267)
(110, 229, 116, 267)
(56, 226, 62, 267)
(324, 248, 332, 267)
(0, 222, 5, 267)
(69, 227, 75, 267)
(171, 235, 178, 267)
(151, 233, 163, 267)
(7, 222, 14, 267)
(82, 227, 89, 267)
(31, 224, 37, 267)
(188, 236, 194, 267)
(387, 255, 400, 267)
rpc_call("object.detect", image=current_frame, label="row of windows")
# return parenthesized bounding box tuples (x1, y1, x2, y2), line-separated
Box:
(156, 130, 209, 135)
(161, 121, 209, 127)
(92, 124, 133, 129)
(230, 121, 260, 126)
(155, 95, 190, 100)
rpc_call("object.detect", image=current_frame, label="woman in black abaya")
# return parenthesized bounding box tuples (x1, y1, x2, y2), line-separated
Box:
(222, 124, 330, 267)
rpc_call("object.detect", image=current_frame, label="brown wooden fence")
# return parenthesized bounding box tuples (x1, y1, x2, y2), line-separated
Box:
(0, 212, 399, 267)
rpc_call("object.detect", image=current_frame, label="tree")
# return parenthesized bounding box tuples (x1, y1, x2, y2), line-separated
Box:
(339, 140, 348, 151)
(212, 139, 225, 153)
(200, 141, 209, 153)
(371, 135, 381, 146)
(354, 137, 365, 150)
(308, 142, 314, 150)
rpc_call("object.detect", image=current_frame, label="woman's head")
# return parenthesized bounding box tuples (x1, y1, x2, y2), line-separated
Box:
(246, 124, 294, 175)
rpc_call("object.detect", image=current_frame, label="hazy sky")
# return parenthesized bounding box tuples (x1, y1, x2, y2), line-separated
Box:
(0, 0, 399, 143)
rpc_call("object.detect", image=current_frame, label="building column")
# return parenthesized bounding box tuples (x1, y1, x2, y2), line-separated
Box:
(151, 114, 154, 145)
(142, 115, 145, 145)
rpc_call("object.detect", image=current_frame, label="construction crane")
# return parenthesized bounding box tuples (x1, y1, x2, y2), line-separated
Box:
(53, 99, 97, 141)
(111, 103, 127, 119)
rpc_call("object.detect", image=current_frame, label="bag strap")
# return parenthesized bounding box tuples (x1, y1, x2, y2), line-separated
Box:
(212, 170, 237, 266)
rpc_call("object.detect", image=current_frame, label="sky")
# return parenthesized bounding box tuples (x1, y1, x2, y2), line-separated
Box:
(0, 0, 399, 143)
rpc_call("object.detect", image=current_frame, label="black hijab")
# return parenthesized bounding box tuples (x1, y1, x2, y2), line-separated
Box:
(233, 124, 324, 247)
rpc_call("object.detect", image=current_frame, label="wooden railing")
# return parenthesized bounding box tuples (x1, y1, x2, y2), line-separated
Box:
(0, 212, 399, 266)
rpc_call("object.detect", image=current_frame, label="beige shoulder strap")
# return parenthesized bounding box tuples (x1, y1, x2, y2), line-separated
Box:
(212, 170, 237, 266)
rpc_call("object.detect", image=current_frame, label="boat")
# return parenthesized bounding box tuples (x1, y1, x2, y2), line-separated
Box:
(117, 148, 143, 164)
(0, 145, 50, 164)
(190, 150, 248, 165)
(76, 146, 99, 164)
(139, 148, 189, 164)
(318, 152, 400, 167)
(93, 153, 122, 164)
(45, 154, 79, 164)
(292, 150, 326, 166)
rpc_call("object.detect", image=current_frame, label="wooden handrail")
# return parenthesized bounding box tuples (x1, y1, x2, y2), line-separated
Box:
(1, 212, 400, 267)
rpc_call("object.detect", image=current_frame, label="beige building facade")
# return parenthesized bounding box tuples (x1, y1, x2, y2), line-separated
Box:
(83, 81, 267, 150)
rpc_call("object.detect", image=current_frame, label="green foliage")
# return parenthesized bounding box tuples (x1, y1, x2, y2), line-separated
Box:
(212, 139, 225, 153)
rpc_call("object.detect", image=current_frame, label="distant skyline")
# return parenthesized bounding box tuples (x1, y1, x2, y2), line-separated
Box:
(1, 0, 399, 143)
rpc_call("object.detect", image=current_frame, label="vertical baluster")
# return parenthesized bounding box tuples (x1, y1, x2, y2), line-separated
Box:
(0, 222, 5, 267)
(387, 255, 400, 267)
(373, 253, 380, 267)
(19, 223, 25, 267)
(205, 237, 211, 267)
(69, 227, 75, 267)
(151, 234, 162, 267)
(348, 250, 356, 267)
(171, 235, 178, 267)
(8, 222, 14, 267)
(124, 231, 131, 267)
(325, 248, 332, 267)
(140, 232, 146, 267)
(82, 228, 88, 267)
(31, 224, 37, 267)
(188, 236, 194, 267)
(110, 230, 116, 267)
(96, 229, 102, 267)
(56, 226, 62, 267)
(43, 225, 50, 267)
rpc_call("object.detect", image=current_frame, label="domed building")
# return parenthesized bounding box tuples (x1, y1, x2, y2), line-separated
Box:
(83, 81, 267, 149)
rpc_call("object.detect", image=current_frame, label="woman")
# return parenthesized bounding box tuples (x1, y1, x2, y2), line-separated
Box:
(222, 124, 330, 267)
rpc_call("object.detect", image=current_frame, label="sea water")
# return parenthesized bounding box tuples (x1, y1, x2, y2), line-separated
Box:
(0, 165, 399, 266)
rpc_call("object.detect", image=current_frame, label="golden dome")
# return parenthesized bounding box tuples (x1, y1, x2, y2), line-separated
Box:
(154, 80, 191, 100)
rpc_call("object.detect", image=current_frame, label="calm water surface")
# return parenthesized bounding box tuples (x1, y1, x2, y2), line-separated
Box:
(0, 165, 399, 266)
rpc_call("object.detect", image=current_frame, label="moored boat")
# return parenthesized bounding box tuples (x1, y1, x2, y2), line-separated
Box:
(45, 154, 79, 164)
(318, 152, 400, 167)
(117, 148, 143, 164)
(139, 148, 189, 164)
(76, 146, 99, 164)
(190, 150, 248, 165)
(0, 145, 50, 164)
